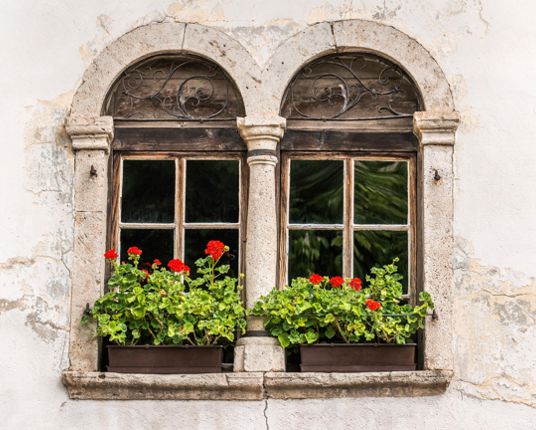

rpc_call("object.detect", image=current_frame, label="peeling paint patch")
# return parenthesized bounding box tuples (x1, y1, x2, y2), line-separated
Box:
(454, 239, 536, 408)
(435, 0, 490, 35)
(0, 297, 26, 313)
(0, 294, 69, 343)
(372, 1, 401, 20)
(166, 0, 225, 23)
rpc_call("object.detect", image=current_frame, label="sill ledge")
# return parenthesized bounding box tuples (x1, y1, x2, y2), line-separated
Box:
(62, 369, 452, 400)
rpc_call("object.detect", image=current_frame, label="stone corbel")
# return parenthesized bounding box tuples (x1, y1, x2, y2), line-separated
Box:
(413, 112, 459, 146)
(66, 116, 114, 152)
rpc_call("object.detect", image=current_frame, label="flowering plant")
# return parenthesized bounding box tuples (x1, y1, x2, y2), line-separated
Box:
(84, 242, 246, 346)
(250, 259, 434, 348)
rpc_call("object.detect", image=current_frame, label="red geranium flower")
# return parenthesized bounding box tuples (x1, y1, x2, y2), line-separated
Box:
(330, 276, 344, 288)
(309, 273, 323, 285)
(366, 299, 382, 311)
(103, 249, 118, 259)
(204, 240, 226, 260)
(142, 269, 150, 279)
(167, 259, 190, 274)
(127, 246, 142, 256)
(350, 277, 362, 291)
(153, 259, 162, 266)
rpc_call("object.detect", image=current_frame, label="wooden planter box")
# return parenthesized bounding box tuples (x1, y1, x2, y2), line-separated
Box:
(107, 345, 223, 374)
(300, 343, 416, 372)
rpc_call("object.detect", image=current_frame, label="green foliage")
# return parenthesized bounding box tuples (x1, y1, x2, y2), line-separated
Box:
(251, 259, 434, 348)
(87, 251, 246, 346)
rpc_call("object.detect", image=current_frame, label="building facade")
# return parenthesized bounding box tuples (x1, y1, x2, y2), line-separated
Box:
(1, 1, 536, 428)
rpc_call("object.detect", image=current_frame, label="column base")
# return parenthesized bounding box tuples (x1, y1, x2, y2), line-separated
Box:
(234, 336, 285, 372)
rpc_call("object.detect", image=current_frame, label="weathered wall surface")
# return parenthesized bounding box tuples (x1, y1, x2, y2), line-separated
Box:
(1, 1, 535, 428)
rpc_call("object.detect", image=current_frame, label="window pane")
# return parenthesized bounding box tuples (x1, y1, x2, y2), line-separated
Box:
(184, 229, 239, 276)
(185, 160, 239, 223)
(122, 160, 175, 223)
(289, 160, 344, 224)
(120, 229, 174, 268)
(354, 161, 408, 224)
(354, 230, 408, 292)
(288, 230, 343, 280)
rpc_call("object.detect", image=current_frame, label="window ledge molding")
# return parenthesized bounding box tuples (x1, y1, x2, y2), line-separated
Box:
(62, 369, 452, 401)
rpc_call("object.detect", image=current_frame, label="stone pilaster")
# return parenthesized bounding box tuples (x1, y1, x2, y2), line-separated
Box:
(234, 117, 286, 372)
(66, 116, 113, 371)
(413, 111, 459, 371)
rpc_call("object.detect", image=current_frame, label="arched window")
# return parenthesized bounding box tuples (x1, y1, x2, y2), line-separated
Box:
(104, 54, 247, 276)
(279, 53, 422, 298)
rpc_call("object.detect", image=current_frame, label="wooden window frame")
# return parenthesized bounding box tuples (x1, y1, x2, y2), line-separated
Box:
(107, 123, 248, 279)
(278, 150, 418, 301)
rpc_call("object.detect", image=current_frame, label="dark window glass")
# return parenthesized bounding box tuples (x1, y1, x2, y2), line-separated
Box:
(185, 160, 239, 223)
(288, 230, 343, 280)
(354, 161, 408, 224)
(184, 229, 239, 277)
(354, 230, 408, 292)
(121, 160, 175, 223)
(289, 160, 344, 224)
(120, 229, 174, 268)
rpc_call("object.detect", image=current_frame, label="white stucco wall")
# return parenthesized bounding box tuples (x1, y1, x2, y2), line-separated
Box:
(1, 1, 535, 428)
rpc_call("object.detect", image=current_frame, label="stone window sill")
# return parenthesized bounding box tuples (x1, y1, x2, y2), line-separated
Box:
(62, 369, 452, 400)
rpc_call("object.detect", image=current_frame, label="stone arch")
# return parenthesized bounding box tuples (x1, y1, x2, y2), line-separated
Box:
(262, 20, 454, 117)
(69, 22, 262, 120)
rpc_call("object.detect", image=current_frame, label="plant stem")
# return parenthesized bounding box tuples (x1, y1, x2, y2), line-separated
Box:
(334, 318, 348, 343)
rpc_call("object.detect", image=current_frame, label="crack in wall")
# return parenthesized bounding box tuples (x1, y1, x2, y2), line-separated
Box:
(263, 398, 269, 430)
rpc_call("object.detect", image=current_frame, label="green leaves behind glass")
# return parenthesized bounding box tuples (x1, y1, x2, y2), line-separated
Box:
(289, 160, 344, 224)
(354, 230, 408, 292)
(354, 160, 408, 224)
(288, 230, 343, 280)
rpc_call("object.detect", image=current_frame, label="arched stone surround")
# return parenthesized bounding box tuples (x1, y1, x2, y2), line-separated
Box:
(65, 20, 459, 394)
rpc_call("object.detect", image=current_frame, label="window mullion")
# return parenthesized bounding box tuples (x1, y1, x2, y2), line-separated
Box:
(409, 156, 417, 304)
(343, 158, 354, 278)
(116, 156, 124, 259)
(279, 155, 290, 287)
(175, 157, 184, 260)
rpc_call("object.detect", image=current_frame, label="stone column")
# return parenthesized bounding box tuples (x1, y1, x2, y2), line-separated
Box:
(413, 111, 460, 371)
(66, 116, 114, 371)
(234, 117, 286, 372)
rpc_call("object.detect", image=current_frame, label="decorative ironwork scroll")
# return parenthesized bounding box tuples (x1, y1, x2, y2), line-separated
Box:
(104, 55, 245, 121)
(281, 53, 421, 121)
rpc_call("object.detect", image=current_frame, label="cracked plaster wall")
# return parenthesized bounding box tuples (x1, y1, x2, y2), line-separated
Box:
(1, 1, 536, 428)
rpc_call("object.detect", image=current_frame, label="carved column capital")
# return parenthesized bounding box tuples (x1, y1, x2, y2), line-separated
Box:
(413, 111, 460, 146)
(66, 116, 114, 152)
(237, 116, 286, 166)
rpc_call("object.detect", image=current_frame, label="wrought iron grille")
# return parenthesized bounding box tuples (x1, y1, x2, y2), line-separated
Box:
(280, 53, 421, 121)
(104, 54, 245, 121)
